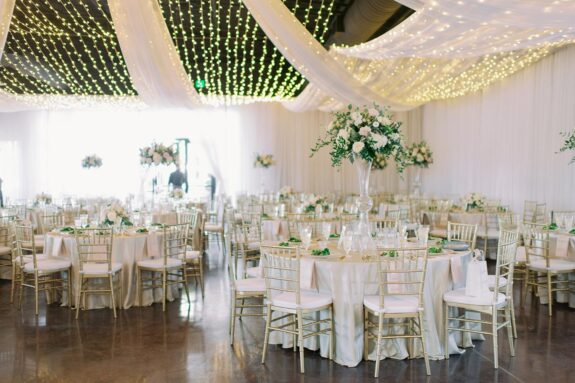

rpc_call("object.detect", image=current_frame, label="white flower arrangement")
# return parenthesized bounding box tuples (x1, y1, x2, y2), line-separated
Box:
(558, 129, 575, 164)
(303, 196, 329, 214)
(311, 103, 408, 171)
(279, 185, 294, 200)
(406, 141, 433, 168)
(81, 154, 103, 169)
(103, 203, 132, 226)
(254, 154, 275, 168)
(464, 193, 486, 211)
(170, 188, 184, 199)
(35, 193, 52, 205)
(372, 152, 388, 170)
(140, 143, 177, 167)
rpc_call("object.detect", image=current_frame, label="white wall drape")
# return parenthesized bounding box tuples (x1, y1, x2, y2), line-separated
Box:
(419, 44, 575, 212)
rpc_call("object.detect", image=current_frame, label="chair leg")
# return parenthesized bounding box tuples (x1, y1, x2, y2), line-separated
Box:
(522, 269, 529, 304)
(67, 268, 72, 308)
(137, 267, 142, 307)
(363, 307, 368, 361)
(547, 273, 553, 317)
(492, 307, 498, 369)
(162, 270, 167, 312)
(329, 306, 334, 361)
(510, 294, 518, 339)
(109, 275, 117, 319)
(18, 272, 24, 309)
(444, 303, 450, 359)
(419, 312, 431, 376)
(34, 273, 39, 316)
(181, 266, 190, 303)
(75, 277, 82, 319)
(199, 259, 205, 299)
(374, 314, 384, 378)
(261, 304, 272, 363)
(292, 314, 297, 352)
(229, 293, 236, 345)
(297, 310, 305, 374)
(10, 263, 16, 304)
(505, 307, 515, 357)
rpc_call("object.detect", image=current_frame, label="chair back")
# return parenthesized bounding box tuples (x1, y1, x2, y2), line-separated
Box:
(0, 215, 16, 247)
(522, 224, 550, 267)
(523, 201, 546, 224)
(260, 245, 301, 305)
(497, 212, 517, 230)
(75, 228, 114, 273)
(447, 221, 478, 250)
(14, 223, 40, 269)
(41, 212, 64, 232)
(492, 229, 519, 301)
(286, 213, 314, 238)
(178, 209, 198, 248)
(374, 247, 428, 312)
(369, 217, 398, 232)
(162, 224, 188, 264)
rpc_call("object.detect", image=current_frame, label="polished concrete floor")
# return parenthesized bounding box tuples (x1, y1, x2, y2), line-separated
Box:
(1, 250, 574, 383)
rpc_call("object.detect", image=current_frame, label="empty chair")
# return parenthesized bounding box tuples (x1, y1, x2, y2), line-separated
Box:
(178, 209, 204, 298)
(447, 221, 478, 250)
(75, 228, 123, 318)
(364, 247, 430, 378)
(523, 201, 546, 224)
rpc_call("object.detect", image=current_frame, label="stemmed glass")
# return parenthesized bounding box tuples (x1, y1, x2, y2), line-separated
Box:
(320, 222, 331, 241)
(299, 224, 312, 250)
(416, 225, 430, 246)
(342, 231, 353, 257)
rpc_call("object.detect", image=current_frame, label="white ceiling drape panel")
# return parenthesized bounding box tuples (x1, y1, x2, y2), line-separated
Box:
(0, 0, 14, 61)
(108, 0, 202, 108)
(240, 0, 413, 112)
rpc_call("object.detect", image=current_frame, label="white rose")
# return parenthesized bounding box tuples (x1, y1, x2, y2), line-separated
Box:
(337, 129, 349, 140)
(147, 148, 153, 155)
(352, 141, 365, 153)
(372, 121, 379, 128)
(391, 133, 399, 141)
(359, 127, 371, 136)
(381, 116, 392, 125)
(373, 134, 388, 149)
(416, 154, 424, 162)
(368, 108, 378, 116)
(412, 149, 418, 156)
(351, 112, 361, 121)
(421, 146, 427, 153)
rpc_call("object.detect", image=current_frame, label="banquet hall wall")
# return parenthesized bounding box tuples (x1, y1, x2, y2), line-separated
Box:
(418, 44, 575, 213)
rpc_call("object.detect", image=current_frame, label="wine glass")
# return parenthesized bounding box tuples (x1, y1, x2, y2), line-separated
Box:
(299, 224, 312, 250)
(343, 231, 353, 257)
(320, 222, 331, 241)
(416, 225, 429, 246)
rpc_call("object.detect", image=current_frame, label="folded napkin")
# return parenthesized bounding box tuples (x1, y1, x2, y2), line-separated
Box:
(299, 258, 317, 290)
(552, 234, 570, 258)
(450, 255, 464, 287)
(146, 232, 162, 258)
(465, 252, 491, 297)
(49, 235, 63, 257)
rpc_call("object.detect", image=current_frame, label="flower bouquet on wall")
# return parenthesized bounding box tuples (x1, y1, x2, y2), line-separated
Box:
(81, 154, 103, 169)
(311, 103, 407, 253)
(254, 154, 275, 168)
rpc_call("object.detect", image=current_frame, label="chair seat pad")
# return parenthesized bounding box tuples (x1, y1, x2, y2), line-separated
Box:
(22, 240, 44, 250)
(16, 254, 48, 265)
(487, 275, 508, 290)
(515, 246, 526, 262)
(137, 258, 183, 270)
(205, 224, 224, 233)
(80, 262, 122, 275)
(443, 288, 505, 306)
(528, 258, 575, 272)
(180, 250, 201, 261)
(0, 245, 11, 255)
(235, 277, 265, 293)
(430, 228, 447, 238)
(246, 266, 261, 278)
(271, 291, 332, 310)
(34, 234, 44, 242)
(363, 294, 420, 314)
(23, 258, 71, 273)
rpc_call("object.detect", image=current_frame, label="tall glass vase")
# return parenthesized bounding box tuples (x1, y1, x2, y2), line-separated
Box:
(412, 167, 422, 196)
(354, 159, 375, 253)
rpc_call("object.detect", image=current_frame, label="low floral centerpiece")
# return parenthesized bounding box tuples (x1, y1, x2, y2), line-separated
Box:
(140, 143, 177, 166)
(170, 188, 184, 199)
(35, 193, 52, 205)
(254, 154, 275, 168)
(464, 193, 486, 211)
(303, 196, 330, 214)
(103, 203, 132, 226)
(558, 129, 575, 164)
(407, 141, 433, 168)
(81, 154, 102, 169)
(279, 185, 294, 200)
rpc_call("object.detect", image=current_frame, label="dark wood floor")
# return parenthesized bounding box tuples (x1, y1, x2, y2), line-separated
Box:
(1, 249, 574, 383)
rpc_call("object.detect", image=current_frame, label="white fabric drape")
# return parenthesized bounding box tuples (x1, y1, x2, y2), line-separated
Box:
(0, 0, 14, 60)
(107, 0, 202, 108)
(240, 0, 412, 111)
(418, 44, 575, 213)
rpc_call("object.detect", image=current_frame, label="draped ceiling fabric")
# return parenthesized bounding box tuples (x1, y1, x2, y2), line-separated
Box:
(0, 0, 574, 112)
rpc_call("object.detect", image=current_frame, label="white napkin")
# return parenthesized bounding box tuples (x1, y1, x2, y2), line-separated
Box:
(450, 255, 464, 287)
(552, 234, 570, 258)
(299, 258, 317, 290)
(50, 235, 63, 257)
(146, 232, 161, 258)
(465, 251, 491, 297)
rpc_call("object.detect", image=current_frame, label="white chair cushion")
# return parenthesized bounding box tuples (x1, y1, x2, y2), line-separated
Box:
(23, 258, 71, 273)
(271, 291, 332, 310)
(528, 258, 575, 272)
(515, 246, 526, 263)
(247, 241, 260, 250)
(0, 245, 11, 255)
(430, 228, 447, 238)
(16, 254, 47, 265)
(443, 288, 505, 306)
(34, 234, 44, 242)
(205, 224, 224, 233)
(22, 240, 44, 250)
(246, 266, 261, 278)
(487, 275, 508, 290)
(137, 257, 183, 270)
(80, 262, 122, 275)
(235, 278, 265, 293)
(363, 294, 420, 314)
(180, 250, 201, 261)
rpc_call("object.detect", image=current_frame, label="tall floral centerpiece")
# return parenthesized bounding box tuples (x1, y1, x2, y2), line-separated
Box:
(103, 202, 132, 228)
(558, 129, 575, 164)
(406, 141, 433, 196)
(254, 153, 275, 192)
(139, 143, 177, 206)
(81, 154, 103, 169)
(464, 193, 486, 212)
(311, 103, 407, 252)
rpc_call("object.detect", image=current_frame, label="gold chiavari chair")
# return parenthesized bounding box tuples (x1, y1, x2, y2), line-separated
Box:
(286, 213, 315, 238)
(0, 216, 15, 280)
(523, 227, 575, 316)
(523, 200, 546, 224)
(260, 245, 334, 374)
(40, 212, 64, 232)
(204, 201, 225, 253)
(228, 243, 265, 346)
(369, 217, 398, 232)
(551, 210, 575, 228)
(364, 247, 430, 378)
(178, 209, 204, 298)
(487, 229, 520, 338)
(444, 232, 518, 369)
(136, 223, 190, 311)
(15, 223, 72, 315)
(235, 220, 262, 279)
(447, 221, 478, 250)
(75, 228, 123, 318)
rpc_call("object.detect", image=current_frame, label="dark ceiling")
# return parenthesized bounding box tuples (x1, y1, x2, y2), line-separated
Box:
(0, 0, 413, 99)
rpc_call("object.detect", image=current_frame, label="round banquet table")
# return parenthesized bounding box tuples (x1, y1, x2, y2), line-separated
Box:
(266, 244, 481, 367)
(43, 230, 180, 309)
(261, 218, 343, 241)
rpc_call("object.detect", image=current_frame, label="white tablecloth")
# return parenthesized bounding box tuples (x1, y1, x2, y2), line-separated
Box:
(44, 231, 180, 309)
(267, 248, 479, 367)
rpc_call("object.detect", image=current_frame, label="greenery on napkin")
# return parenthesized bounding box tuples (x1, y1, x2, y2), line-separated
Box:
(59, 226, 75, 233)
(136, 227, 149, 233)
(288, 237, 301, 243)
(382, 250, 398, 257)
(311, 248, 330, 256)
(543, 223, 558, 230)
(570, 228, 575, 235)
(428, 247, 442, 254)
(278, 242, 290, 247)
(329, 233, 340, 238)
(262, 213, 271, 219)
